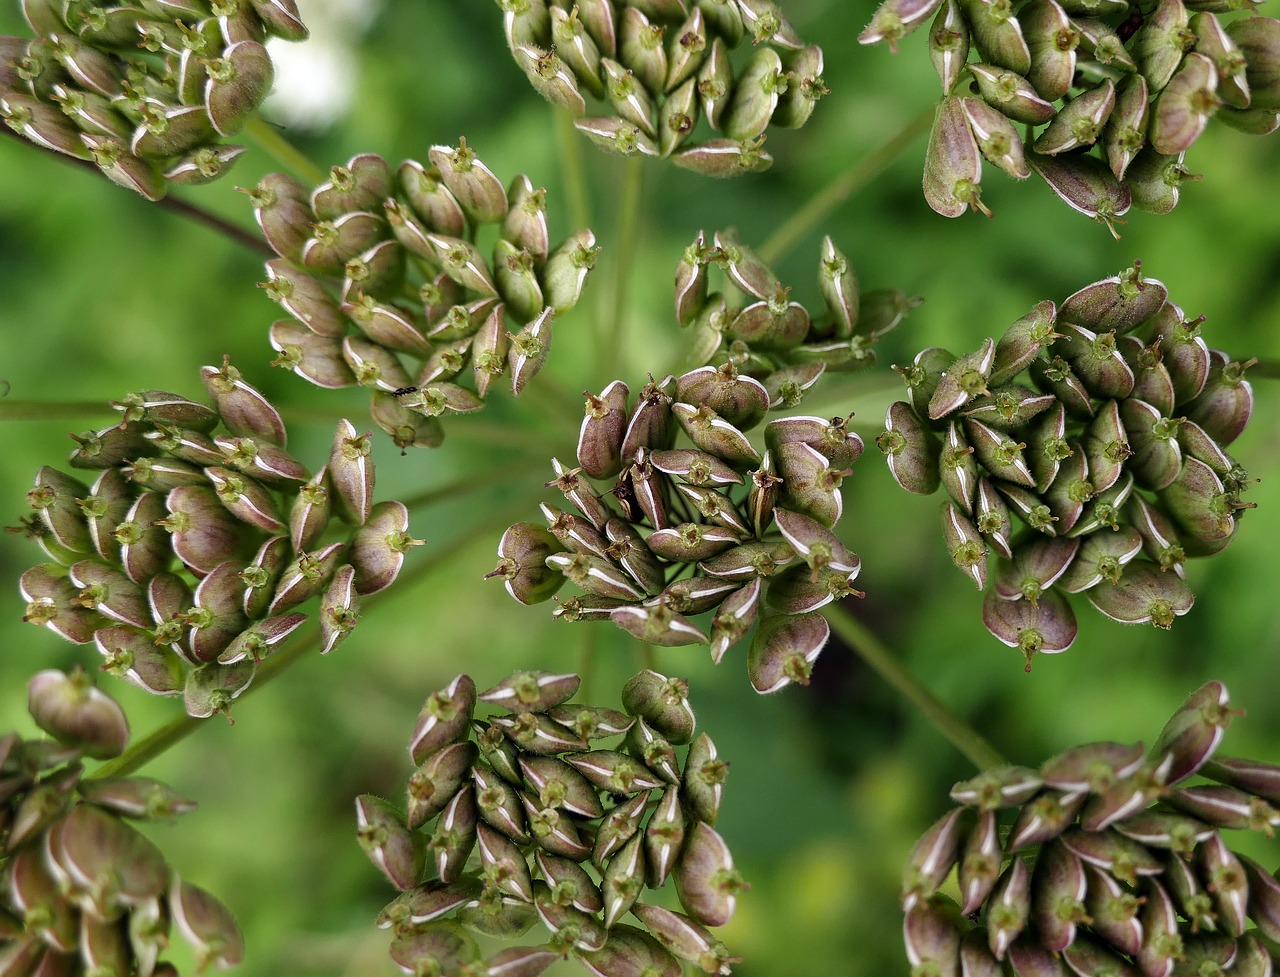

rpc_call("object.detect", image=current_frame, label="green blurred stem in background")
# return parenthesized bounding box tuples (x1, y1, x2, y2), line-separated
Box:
(759, 105, 936, 265)
(602, 155, 646, 383)
(1251, 359, 1280, 379)
(0, 401, 118, 421)
(556, 109, 592, 236)
(89, 505, 528, 781)
(245, 115, 328, 186)
(824, 603, 1009, 771)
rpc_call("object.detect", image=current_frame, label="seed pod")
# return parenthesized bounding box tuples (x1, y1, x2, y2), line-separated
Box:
(200, 359, 287, 446)
(513, 45, 587, 113)
(475, 821, 533, 898)
(859, 0, 946, 48)
(981, 587, 1077, 669)
(1029, 151, 1131, 235)
(1105, 74, 1151, 181)
(355, 794, 422, 892)
(621, 671, 696, 744)
(950, 766, 1043, 810)
(902, 807, 973, 913)
(940, 421, 980, 516)
(1086, 559, 1195, 629)
(746, 610, 830, 694)
(965, 0, 1032, 73)
(27, 668, 129, 759)
(1023, 0, 1079, 102)
(969, 63, 1057, 124)
(473, 763, 527, 839)
(708, 577, 761, 664)
(1182, 352, 1253, 447)
(592, 791, 651, 868)
(929, 0, 971, 91)
(942, 501, 989, 590)
(924, 95, 990, 218)
(879, 401, 943, 495)
(1150, 52, 1219, 154)
(1166, 784, 1279, 832)
(1138, 879, 1182, 977)
(959, 810, 1003, 914)
(1030, 837, 1089, 952)
(672, 821, 743, 927)
(903, 897, 963, 976)
(723, 46, 784, 140)
(494, 711, 588, 755)
(1034, 81, 1114, 155)
(481, 671, 580, 714)
(1149, 680, 1233, 784)
(1227, 16, 1280, 111)
(1202, 755, 1280, 805)
(579, 924, 681, 977)
(963, 96, 1030, 178)
(389, 922, 482, 974)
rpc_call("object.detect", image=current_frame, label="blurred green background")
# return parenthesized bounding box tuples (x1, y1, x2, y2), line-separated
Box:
(2, 0, 1279, 974)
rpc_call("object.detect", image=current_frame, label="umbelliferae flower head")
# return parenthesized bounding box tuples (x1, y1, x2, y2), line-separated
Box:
(16, 361, 422, 718)
(360, 668, 741, 976)
(878, 263, 1254, 665)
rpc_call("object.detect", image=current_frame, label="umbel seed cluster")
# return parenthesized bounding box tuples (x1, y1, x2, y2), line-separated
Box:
(251, 142, 597, 451)
(492, 231, 903, 693)
(16, 362, 421, 718)
(497, 0, 827, 176)
(2, 669, 242, 975)
(877, 263, 1253, 663)
(0, 0, 308, 198)
(903, 681, 1280, 977)
(359, 669, 741, 977)
(861, 0, 1280, 227)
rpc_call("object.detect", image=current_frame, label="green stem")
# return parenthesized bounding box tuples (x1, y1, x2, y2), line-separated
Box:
(824, 603, 1008, 770)
(244, 116, 327, 185)
(1250, 358, 1280, 380)
(555, 108, 592, 234)
(601, 155, 646, 382)
(758, 105, 936, 266)
(0, 400, 118, 421)
(90, 509, 524, 780)
(577, 626, 598, 704)
(397, 456, 547, 511)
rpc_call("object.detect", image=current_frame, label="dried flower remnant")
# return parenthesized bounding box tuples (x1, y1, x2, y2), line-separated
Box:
(251, 143, 597, 449)
(860, 0, 1280, 226)
(0, 668, 240, 974)
(359, 669, 742, 976)
(496, 0, 828, 176)
(14, 362, 422, 718)
(0, 0, 308, 198)
(902, 681, 1280, 977)
(877, 263, 1254, 665)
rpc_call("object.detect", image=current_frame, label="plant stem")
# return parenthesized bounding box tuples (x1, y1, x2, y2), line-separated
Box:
(577, 625, 598, 704)
(163, 195, 274, 256)
(555, 108, 592, 234)
(0, 400, 117, 421)
(1250, 358, 1280, 380)
(1, 126, 273, 256)
(824, 602, 1008, 770)
(602, 155, 645, 382)
(244, 116, 327, 185)
(397, 456, 547, 511)
(89, 509, 522, 780)
(758, 104, 936, 265)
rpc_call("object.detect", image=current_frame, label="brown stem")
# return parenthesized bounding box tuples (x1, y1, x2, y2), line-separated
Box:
(2, 126, 273, 257)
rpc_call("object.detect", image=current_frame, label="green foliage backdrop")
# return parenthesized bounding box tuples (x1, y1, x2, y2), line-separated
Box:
(1, 0, 1279, 973)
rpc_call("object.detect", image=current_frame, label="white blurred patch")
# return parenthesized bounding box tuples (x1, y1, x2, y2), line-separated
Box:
(262, 0, 381, 132)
